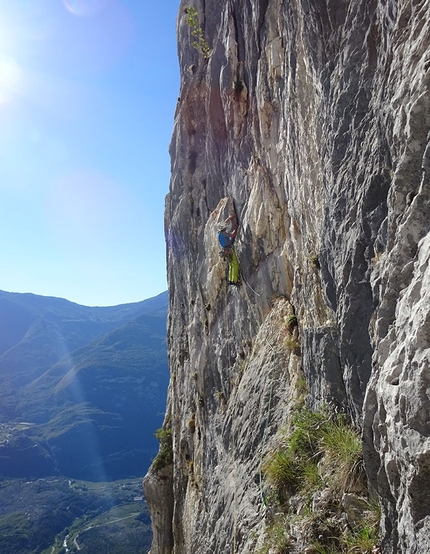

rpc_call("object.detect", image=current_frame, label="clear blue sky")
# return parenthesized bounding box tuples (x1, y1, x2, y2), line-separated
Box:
(0, 0, 179, 306)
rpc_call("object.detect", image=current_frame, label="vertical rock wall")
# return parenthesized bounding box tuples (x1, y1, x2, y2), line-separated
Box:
(144, 1, 430, 553)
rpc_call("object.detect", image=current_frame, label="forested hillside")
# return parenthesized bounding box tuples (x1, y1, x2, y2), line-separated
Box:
(0, 290, 169, 480)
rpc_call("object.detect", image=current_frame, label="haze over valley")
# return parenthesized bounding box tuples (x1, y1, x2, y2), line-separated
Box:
(0, 289, 169, 553)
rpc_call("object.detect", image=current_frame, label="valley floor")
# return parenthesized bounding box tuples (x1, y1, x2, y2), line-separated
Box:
(0, 476, 152, 554)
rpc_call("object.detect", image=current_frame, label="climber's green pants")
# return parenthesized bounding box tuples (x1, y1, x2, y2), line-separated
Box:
(228, 249, 240, 283)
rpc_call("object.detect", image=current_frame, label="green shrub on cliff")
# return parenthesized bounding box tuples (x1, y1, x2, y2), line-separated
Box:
(153, 427, 173, 471)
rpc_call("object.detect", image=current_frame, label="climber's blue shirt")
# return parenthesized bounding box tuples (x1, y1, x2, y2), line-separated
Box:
(218, 231, 234, 248)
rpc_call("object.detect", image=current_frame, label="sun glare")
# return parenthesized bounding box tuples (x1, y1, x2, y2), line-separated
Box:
(0, 55, 21, 104)
(63, 0, 106, 17)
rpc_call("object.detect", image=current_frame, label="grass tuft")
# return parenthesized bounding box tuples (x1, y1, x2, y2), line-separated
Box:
(257, 518, 291, 554)
(321, 415, 363, 492)
(264, 450, 299, 493)
(261, 407, 379, 553)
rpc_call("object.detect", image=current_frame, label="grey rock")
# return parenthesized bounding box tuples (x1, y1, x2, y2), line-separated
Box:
(302, 326, 347, 412)
(143, 462, 174, 554)
(145, 1, 430, 552)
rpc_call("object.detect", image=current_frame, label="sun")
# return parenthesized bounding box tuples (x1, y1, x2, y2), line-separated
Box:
(0, 54, 21, 104)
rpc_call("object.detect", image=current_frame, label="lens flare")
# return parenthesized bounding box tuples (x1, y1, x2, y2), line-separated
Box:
(63, 0, 106, 17)
(0, 55, 21, 104)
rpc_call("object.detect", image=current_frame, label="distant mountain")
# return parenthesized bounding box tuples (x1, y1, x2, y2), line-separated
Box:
(0, 290, 169, 480)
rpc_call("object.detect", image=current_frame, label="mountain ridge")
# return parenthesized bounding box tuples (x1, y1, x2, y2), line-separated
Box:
(0, 289, 169, 480)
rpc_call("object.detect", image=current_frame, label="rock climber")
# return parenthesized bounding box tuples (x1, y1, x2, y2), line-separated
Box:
(218, 215, 241, 285)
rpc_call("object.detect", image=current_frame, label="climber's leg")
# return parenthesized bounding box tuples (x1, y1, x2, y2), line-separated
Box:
(228, 250, 240, 283)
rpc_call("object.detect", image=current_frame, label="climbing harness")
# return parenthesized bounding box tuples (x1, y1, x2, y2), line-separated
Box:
(218, 210, 241, 286)
(220, 245, 260, 292)
(220, 245, 241, 286)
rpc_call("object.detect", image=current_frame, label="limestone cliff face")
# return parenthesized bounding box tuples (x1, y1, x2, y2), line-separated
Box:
(144, 1, 430, 553)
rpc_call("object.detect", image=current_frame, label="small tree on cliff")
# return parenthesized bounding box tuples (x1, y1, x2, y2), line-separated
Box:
(185, 7, 212, 58)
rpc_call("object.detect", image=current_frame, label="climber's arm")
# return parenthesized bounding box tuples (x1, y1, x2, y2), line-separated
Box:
(225, 214, 238, 238)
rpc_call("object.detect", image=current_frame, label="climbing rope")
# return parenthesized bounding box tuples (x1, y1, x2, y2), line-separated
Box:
(232, 420, 237, 554)
(230, 246, 261, 297)
(219, 217, 274, 548)
(241, 273, 261, 297)
(258, 337, 277, 509)
(223, 243, 275, 512)
(223, 278, 237, 554)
